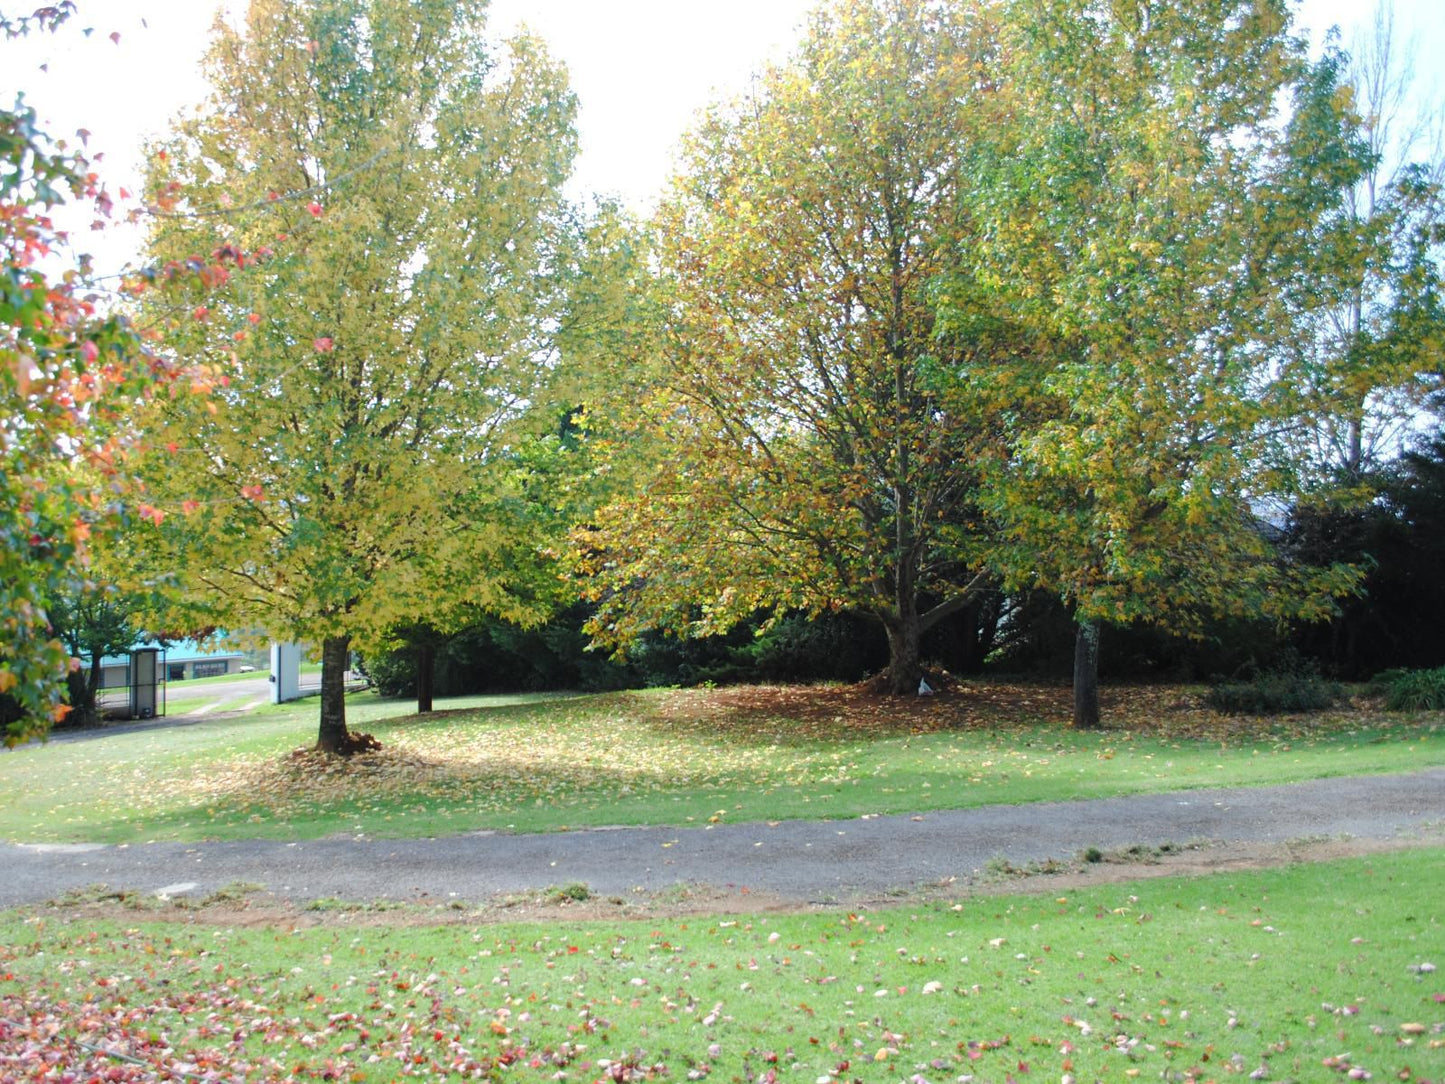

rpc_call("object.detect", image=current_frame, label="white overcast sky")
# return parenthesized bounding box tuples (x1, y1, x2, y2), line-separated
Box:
(1, 0, 1440, 274)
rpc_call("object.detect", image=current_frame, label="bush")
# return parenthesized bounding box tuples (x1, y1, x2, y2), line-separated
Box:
(362, 606, 639, 698)
(630, 610, 884, 688)
(1378, 667, 1445, 711)
(749, 612, 885, 684)
(1206, 667, 1345, 715)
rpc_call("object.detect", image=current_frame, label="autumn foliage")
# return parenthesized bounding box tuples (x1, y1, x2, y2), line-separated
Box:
(1, 14, 265, 744)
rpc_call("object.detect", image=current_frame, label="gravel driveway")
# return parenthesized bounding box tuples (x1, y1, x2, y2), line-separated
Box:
(4, 768, 1442, 909)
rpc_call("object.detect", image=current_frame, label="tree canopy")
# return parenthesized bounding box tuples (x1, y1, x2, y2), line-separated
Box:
(949, 0, 1380, 723)
(12, 0, 1440, 744)
(134, 0, 579, 751)
(1, 5, 242, 744)
(578, 0, 1014, 693)
(1278, 6, 1444, 483)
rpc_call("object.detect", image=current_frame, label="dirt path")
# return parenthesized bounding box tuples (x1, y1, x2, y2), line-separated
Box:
(5, 768, 1443, 919)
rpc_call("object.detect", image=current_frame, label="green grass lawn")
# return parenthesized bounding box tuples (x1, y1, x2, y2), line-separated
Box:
(3, 850, 1441, 1081)
(0, 682, 1440, 845)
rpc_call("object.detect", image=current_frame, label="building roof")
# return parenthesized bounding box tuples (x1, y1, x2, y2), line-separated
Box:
(97, 638, 246, 667)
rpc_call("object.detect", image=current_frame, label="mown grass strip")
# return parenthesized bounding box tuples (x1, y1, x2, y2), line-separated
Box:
(2, 849, 1441, 1082)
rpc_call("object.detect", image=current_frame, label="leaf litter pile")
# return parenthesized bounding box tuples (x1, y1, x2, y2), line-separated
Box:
(2, 851, 1442, 1082)
(12, 683, 1442, 844)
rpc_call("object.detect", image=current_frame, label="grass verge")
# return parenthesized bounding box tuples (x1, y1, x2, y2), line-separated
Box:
(0, 684, 1441, 844)
(2, 850, 1441, 1082)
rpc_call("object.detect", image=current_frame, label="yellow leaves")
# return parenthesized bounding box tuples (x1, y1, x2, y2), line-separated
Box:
(130, 0, 584, 655)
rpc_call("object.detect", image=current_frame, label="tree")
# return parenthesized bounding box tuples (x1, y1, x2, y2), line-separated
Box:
(1287, 420, 1445, 677)
(50, 580, 138, 728)
(578, 0, 1010, 693)
(960, 0, 1364, 725)
(1281, 2, 1444, 483)
(1, 7, 236, 745)
(134, 0, 578, 753)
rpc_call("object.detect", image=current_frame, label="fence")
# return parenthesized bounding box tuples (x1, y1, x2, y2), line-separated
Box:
(293, 670, 368, 699)
(93, 650, 166, 720)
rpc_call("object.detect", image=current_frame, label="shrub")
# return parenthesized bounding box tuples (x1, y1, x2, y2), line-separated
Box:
(1379, 666, 1445, 711)
(1206, 668, 1344, 715)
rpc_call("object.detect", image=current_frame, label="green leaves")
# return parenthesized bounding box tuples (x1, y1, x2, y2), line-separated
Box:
(1, 96, 174, 743)
(580, 0, 1005, 690)
(131, 0, 584, 742)
(959, 0, 1377, 641)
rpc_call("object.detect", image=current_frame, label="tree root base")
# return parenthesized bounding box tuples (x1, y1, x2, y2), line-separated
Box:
(314, 731, 383, 757)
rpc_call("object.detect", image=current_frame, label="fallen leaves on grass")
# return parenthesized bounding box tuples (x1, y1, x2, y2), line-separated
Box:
(4, 854, 1442, 1084)
(17, 683, 1440, 842)
(653, 682, 1407, 744)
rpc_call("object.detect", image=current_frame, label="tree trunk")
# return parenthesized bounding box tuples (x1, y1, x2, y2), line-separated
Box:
(883, 614, 923, 695)
(416, 641, 434, 714)
(1073, 618, 1101, 729)
(957, 598, 982, 674)
(316, 634, 352, 754)
(83, 654, 103, 727)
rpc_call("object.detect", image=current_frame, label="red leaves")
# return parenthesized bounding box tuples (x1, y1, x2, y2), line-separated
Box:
(212, 242, 248, 266)
(307, 201, 324, 218)
(80, 340, 99, 363)
(240, 484, 265, 501)
(312, 336, 335, 353)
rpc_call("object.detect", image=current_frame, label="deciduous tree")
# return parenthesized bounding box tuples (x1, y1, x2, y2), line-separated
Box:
(135, 0, 578, 753)
(962, 0, 1364, 725)
(578, 0, 1011, 693)
(50, 579, 138, 729)
(1280, 3, 1443, 483)
(1, 7, 233, 744)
